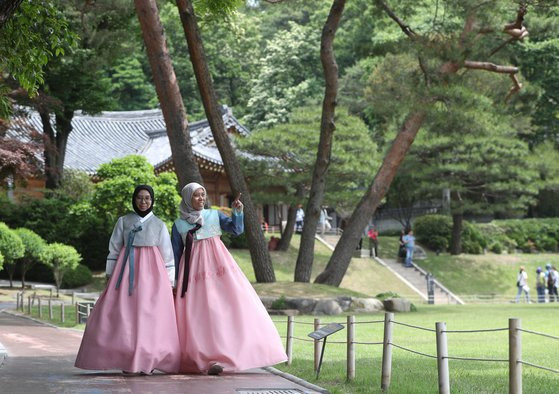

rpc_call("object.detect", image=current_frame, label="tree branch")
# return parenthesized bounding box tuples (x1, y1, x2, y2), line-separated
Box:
(463, 61, 518, 74)
(376, 0, 416, 38)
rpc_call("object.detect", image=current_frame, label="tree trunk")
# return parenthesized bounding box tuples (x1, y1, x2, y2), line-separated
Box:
(134, 0, 203, 188)
(48, 111, 73, 187)
(0, 0, 23, 29)
(40, 110, 59, 189)
(315, 111, 427, 286)
(277, 183, 304, 251)
(175, 0, 275, 282)
(294, 0, 346, 283)
(6, 263, 15, 287)
(449, 191, 463, 255)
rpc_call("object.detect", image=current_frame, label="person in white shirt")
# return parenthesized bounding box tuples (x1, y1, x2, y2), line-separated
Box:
(515, 266, 530, 303)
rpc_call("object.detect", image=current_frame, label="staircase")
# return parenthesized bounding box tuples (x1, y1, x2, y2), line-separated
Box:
(316, 233, 464, 305)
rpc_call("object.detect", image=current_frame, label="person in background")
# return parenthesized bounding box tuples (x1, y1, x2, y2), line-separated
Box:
(318, 206, 332, 235)
(367, 226, 379, 257)
(545, 263, 557, 302)
(172, 183, 287, 375)
(535, 266, 546, 303)
(515, 266, 530, 303)
(295, 204, 305, 233)
(550, 265, 559, 302)
(397, 229, 406, 263)
(75, 185, 180, 375)
(402, 228, 415, 268)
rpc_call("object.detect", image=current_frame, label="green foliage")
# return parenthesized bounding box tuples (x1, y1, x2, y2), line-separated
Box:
(50, 169, 94, 201)
(239, 106, 378, 212)
(0, 222, 25, 264)
(14, 227, 46, 263)
(270, 295, 287, 310)
(243, 22, 322, 129)
(107, 54, 158, 110)
(460, 221, 487, 255)
(93, 155, 180, 228)
(413, 215, 452, 251)
(61, 263, 93, 288)
(39, 242, 81, 292)
(0, 0, 77, 116)
(485, 218, 559, 253)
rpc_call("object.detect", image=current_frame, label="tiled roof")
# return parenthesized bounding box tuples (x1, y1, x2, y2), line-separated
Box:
(7, 106, 248, 175)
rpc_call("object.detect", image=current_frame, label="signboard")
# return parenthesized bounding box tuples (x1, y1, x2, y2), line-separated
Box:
(308, 323, 344, 340)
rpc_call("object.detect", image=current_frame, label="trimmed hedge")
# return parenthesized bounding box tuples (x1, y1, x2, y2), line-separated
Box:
(413, 215, 452, 251)
(414, 215, 559, 254)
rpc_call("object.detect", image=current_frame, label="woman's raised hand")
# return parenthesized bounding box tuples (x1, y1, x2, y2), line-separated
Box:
(232, 193, 243, 211)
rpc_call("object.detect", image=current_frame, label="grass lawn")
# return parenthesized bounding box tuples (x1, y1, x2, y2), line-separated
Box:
(272, 304, 559, 393)
(378, 236, 559, 297)
(231, 234, 419, 299)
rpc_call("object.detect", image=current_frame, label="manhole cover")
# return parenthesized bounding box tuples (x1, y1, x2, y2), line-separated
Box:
(236, 390, 305, 394)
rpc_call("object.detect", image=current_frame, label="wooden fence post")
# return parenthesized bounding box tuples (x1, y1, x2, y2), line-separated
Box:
(347, 315, 355, 380)
(381, 312, 394, 392)
(16, 292, 20, 311)
(27, 296, 31, 314)
(509, 318, 522, 394)
(286, 315, 294, 365)
(48, 299, 53, 319)
(314, 318, 322, 372)
(60, 302, 65, 323)
(436, 322, 450, 394)
(38, 298, 42, 318)
(72, 292, 75, 305)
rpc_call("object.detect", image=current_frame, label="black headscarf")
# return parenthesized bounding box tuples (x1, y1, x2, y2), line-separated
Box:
(132, 185, 154, 217)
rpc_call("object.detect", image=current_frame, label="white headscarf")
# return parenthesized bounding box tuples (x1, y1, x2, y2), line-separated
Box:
(179, 182, 207, 225)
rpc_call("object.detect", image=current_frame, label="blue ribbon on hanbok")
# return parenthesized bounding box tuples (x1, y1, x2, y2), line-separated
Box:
(115, 225, 143, 296)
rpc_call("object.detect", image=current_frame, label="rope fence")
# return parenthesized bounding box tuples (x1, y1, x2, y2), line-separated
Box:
(280, 312, 559, 393)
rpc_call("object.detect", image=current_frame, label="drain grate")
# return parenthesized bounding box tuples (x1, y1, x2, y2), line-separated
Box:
(236, 390, 305, 394)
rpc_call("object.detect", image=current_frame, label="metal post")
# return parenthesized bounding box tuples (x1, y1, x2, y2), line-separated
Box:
(316, 337, 328, 379)
(381, 312, 394, 392)
(286, 315, 294, 365)
(347, 315, 355, 380)
(38, 298, 42, 318)
(314, 318, 321, 372)
(60, 302, 65, 323)
(48, 299, 53, 319)
(436, 322, 450, 394)
(509, 318, 522, 394)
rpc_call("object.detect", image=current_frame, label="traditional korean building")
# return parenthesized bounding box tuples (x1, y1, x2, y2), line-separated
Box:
(7, 106, 247, 207)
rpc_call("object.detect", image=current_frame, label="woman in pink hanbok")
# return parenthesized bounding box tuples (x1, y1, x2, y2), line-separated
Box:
(75, 185, 180, 374)
(172, 182, 287, 375)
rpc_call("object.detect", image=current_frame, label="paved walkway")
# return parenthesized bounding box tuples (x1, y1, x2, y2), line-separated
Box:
(0, 310, 326, 394)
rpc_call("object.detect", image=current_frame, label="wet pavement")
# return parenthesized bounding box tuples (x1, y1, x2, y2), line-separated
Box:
(0, 310, 327, 394)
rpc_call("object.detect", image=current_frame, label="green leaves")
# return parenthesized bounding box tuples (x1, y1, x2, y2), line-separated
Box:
(0, 222, 24, 266)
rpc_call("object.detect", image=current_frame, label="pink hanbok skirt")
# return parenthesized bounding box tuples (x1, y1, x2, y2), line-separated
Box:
(175, 236, 287, 373)
(75, 246, 180, 373)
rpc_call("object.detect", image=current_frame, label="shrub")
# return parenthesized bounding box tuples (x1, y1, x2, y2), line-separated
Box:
(0, 222, 25, 285)
(271, 296, 288, 310)
(461, 221, 487, 255)
(14, 228, 46, 288)
(489, 241, 503, 254)
(414, 215, 452, 251)
(40, 243, 82, 295)
(61, 264, 93, 288)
